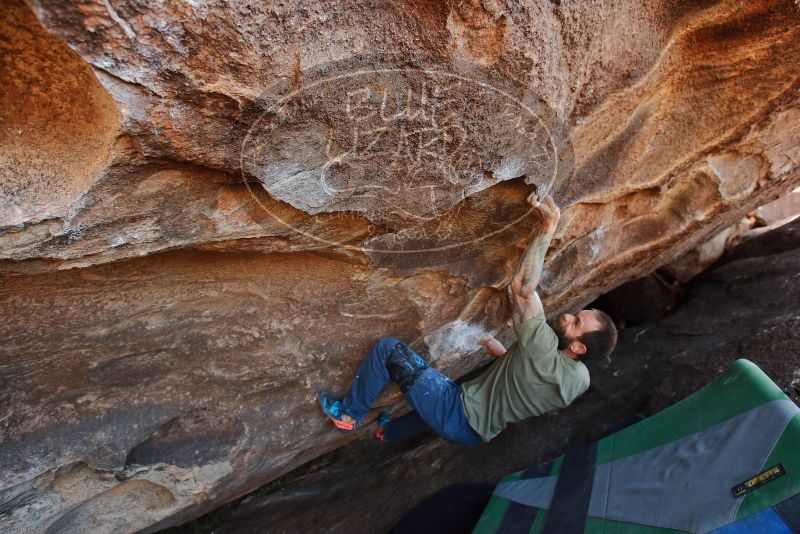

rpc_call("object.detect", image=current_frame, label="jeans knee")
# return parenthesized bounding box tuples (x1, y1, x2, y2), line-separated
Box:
(376, 337, 400, 352)
(386, 342, 428, 393)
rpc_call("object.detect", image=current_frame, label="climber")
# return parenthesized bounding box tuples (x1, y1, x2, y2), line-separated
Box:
(317, 193, 618, 445)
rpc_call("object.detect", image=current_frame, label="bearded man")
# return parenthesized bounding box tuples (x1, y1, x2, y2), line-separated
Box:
(318, 194, 618, 445)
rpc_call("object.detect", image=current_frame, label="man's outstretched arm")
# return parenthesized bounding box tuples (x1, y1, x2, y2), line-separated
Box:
(509, 194, 560, 324)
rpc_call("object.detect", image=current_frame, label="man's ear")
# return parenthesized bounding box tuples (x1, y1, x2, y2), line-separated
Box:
(569, 340, 587, 356)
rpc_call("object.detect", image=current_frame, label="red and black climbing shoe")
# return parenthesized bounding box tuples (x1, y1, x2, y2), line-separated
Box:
(317, 390, 360, 433)
(373, 412, 392, 443)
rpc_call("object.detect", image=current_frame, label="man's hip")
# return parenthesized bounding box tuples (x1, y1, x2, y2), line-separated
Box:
(389, 341, 483, 447)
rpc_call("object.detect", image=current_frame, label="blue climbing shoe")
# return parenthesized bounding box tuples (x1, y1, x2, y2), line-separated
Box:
(317, 390, 360, 432)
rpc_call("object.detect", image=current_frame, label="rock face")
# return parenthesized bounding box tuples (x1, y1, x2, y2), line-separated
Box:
(1, 0, 800, 531)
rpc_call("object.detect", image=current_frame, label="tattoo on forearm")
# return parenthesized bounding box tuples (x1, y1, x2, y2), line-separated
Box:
(514, 231, 553, 291)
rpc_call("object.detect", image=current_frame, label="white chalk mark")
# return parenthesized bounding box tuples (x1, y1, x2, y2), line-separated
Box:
(424, 320, 492, 362)
(101, 0, 136, 40)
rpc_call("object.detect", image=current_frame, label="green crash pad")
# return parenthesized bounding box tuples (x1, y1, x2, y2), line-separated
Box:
(473, 359, 800, 534)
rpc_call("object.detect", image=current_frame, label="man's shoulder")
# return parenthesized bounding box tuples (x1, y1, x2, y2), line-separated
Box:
(576, 359, 590, 385)
(513, 314, 548, 333)
(562, 356, 590, 395)
(514, 315, 558, 353)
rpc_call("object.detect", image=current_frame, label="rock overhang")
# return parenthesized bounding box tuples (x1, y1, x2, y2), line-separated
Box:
(2, 0, 800, 532)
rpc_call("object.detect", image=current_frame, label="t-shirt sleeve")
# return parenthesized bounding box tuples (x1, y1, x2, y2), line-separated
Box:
(563, 364, 591, 404)
(513, 315, 560, 373)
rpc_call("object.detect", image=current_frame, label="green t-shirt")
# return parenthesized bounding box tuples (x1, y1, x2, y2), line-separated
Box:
(460, 315, 590, 442)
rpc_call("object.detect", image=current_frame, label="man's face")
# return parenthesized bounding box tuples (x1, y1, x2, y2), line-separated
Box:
(548, 309, 603, 351)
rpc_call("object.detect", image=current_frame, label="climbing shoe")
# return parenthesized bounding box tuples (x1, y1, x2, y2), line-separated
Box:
(373, 412, 392, 443)
(317, 390, 360, 433)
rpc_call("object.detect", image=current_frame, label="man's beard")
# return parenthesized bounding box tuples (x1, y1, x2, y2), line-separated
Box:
(547, 316, 573, 350)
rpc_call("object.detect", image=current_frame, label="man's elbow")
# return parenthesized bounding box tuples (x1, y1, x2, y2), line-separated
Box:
(514, 282, 536, 299)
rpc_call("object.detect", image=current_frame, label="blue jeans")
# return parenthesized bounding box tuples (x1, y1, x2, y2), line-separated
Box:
(340, 338, 484, 446)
